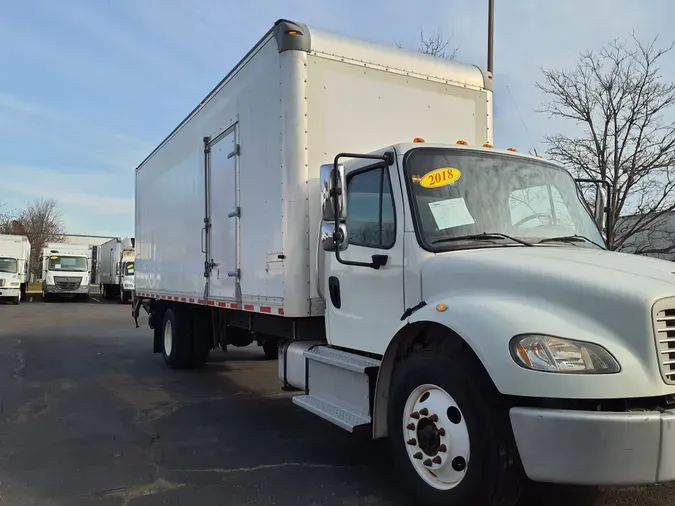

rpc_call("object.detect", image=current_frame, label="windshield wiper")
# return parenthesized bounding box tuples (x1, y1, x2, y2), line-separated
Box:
(432, 232, 534, 246)
(537, 235, 604, 249)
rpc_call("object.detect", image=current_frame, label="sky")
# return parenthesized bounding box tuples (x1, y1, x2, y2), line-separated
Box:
(0, 0, 673, 237)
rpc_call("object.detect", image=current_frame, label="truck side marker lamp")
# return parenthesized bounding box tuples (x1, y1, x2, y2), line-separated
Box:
(507, 147, 518, 152)
(456, 140, 468, 145)
(413, 137, 425, 143)
(436, 303, 448, 312)
(482, 143, 493, 148)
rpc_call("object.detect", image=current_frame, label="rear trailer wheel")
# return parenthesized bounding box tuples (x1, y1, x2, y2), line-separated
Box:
(161, 307, 193, 369)
(388, 352, 524, 506)
(262, 341, 278, 359)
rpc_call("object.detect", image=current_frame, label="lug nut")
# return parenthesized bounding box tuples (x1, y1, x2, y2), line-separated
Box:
(429, 414, 438, 422)
(419, 408, 429, 416)
(413, 452, 423, 460)
(410, 411, 420, 419)
(407, 423, 416, 431)
(423, 458, 433, 467)
(407, 438, 417, 446)
(432, 456, 442, 464)
(439, 444, 447, 453)
(438, 428, 446, 436)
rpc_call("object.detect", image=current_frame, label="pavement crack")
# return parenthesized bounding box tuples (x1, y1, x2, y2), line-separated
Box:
(12, 339, 25, 384)
(92, 477, 184, 506)
(177, 462, 360, 475)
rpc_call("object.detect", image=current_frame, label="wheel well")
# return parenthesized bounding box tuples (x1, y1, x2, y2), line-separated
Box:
(372, 321, 489, 439)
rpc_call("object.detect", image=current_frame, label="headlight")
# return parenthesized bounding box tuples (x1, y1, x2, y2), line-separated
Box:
(10, 282, 19, 287)
(509, 334, 620, 374)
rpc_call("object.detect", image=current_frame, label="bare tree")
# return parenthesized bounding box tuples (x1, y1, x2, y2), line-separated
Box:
(397, 29, 458, 60)
(13, 199, 65, 277)
(536, 35, 675, 254)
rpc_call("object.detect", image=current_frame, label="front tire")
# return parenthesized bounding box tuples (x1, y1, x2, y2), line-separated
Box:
(387, 351, 524, 506)
(12, 296, 19, 305)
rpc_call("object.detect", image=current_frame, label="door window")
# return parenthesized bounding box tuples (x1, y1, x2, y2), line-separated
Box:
(346, 166, 396, 249)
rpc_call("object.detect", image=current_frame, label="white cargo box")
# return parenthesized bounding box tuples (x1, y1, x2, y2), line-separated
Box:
(135, 19, 492, 318)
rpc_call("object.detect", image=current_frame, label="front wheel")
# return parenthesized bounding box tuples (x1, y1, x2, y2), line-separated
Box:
(387, 351, 524, 506)
(12, 296, 19, 305)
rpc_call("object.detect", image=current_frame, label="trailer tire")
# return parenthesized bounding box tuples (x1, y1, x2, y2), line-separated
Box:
(190, 312, 211, 368)
(161, 307, 193, 369)
(387, 351, 524, 506)
(262, 341, 278, 359)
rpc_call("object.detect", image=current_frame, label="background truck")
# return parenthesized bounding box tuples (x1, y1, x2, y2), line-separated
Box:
(40, 242, 92, 302)
(132, 19, 675, 506)
(0, 234, 31, 304)
(97, 237, 135, 303)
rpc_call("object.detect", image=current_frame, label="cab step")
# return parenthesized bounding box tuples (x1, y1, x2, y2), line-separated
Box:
(290, 346, 380, 432)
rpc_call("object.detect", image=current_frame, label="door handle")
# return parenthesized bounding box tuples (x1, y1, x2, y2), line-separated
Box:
(328, 276, 341, 309)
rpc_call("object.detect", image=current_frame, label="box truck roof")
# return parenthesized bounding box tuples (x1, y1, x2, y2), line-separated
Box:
(136, 19, 491, 172)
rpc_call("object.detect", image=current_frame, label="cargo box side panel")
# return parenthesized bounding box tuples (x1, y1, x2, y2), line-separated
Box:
(136, 38, 284, 299)
(135, 143, 206, 297)
(305, 55, 490, 304)
(234, 43, 285, 304)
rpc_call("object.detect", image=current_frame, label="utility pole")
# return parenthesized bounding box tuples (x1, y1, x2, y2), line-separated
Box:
(487, 0, 494, 73)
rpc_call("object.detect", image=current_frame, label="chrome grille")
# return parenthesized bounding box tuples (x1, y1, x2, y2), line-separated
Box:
(653, 300, 675, 385)
(0, 279, 4, 288)
(54, 276, 82, 291)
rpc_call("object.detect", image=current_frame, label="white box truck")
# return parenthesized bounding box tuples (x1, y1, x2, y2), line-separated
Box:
(0, 234, 31, 304)
(40, 242, 92, 302)
(132, 19, 675, 505)
(97, 237, 135, 303)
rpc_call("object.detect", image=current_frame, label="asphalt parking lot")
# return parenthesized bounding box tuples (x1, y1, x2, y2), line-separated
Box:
(0, 299, 673, 505)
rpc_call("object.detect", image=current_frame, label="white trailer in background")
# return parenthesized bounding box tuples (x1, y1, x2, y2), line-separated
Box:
(132, 19, 675, 506)
(97, 237, 135, 303)
(40, 242, 92, 302)
(0, 234, 31, 304)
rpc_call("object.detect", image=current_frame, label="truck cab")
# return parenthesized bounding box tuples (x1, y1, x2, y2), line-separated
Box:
(119, 250, 135, 303)
(0, 256, 21, 304)
(40, 243, 92, 302)
(313, 140, 675, 502)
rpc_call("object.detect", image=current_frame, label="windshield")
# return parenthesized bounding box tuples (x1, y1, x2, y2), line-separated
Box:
(124, 262, 134, 276)
(0, 257, 18, 274)
(404, 148, 605, 250)
(48, 255, 88, 272)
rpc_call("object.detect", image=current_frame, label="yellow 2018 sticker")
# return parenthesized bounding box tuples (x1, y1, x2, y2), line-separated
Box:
(419, 167, 461, 188)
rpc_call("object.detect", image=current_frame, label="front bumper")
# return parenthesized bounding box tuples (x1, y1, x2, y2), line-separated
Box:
(43, 283, 89, 295)
(510, 406, 675, 486)
(0, 287, 20, 298)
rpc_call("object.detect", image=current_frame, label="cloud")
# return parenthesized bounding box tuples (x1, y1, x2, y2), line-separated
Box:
(0, 93, 151, 171)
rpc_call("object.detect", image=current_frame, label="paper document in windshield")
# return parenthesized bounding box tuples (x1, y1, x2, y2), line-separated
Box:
(429, 197, 475, 230)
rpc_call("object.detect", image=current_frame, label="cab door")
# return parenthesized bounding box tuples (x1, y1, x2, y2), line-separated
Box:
(323, 161, 406, 355)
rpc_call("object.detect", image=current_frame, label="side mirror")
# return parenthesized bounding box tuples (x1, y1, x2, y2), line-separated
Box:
(320, 163, 347, 222)
(321, 223, 349, 252)
(575, 177, 612, 235)
(594, 186, 607, 231)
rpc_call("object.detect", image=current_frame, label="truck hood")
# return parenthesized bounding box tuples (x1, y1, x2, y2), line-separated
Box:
(422, 245, 675, 305)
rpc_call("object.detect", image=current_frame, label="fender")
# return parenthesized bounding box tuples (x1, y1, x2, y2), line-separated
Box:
(372, 292, 654, 439)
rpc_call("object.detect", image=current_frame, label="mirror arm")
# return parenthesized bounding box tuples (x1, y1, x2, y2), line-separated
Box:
(331, 151, 395, 269)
